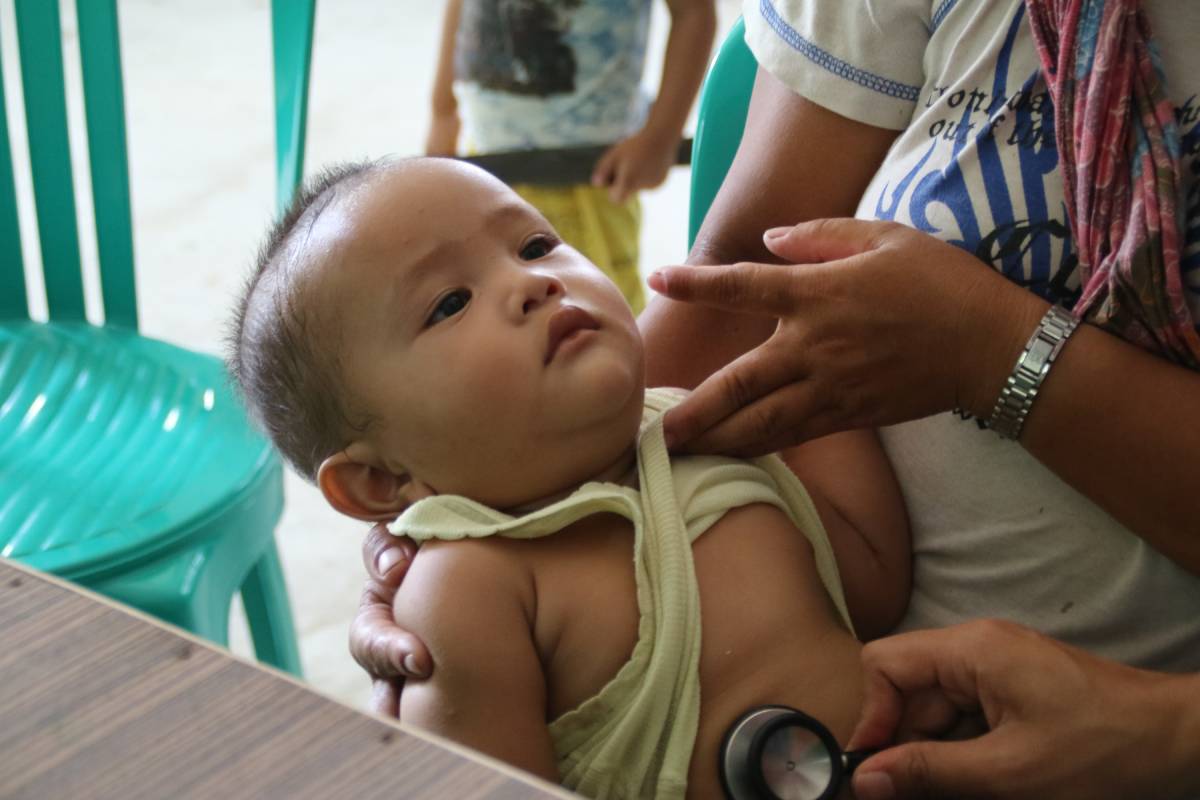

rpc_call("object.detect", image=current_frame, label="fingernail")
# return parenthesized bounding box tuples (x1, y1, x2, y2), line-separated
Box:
(402, 653, 420, 675)
(647, 270, 668, 293)
(377, 547, 406, 575)
(854, 772, 896, 800)
(764, 226, 790, 240)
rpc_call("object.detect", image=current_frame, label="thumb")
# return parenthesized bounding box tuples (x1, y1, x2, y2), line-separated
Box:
(762, 217, 883, 264)
(852, 739, 996, 800)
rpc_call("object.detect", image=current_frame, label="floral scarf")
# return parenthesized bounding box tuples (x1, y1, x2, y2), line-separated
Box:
(1026, 0, 1200, 368)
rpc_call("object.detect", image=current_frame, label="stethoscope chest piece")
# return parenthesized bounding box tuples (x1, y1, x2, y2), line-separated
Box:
(719, 705, 870, 800)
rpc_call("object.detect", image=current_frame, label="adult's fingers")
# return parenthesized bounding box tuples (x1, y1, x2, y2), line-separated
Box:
(848, 626, 987, 752)
(762, 217, 892, 264)
(648, 261, 806, 318)
(852, 738, 1002, 800)
(362, 522, 418, 585)
(661, 338, 809, 451)
(848, 627, 1001, 800)
(349, 582, 431, 680)
(369, 678, 401, 718)
(667, 380, 826, 456)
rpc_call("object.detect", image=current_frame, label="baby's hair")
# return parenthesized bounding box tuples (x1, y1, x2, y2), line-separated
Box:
(227, 159, 386, 482)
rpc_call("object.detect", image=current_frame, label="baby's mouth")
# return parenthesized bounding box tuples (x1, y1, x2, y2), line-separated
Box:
(544, 305, 600, 364)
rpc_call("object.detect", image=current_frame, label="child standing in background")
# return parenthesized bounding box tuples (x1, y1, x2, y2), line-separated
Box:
(425, 0, 717, 313)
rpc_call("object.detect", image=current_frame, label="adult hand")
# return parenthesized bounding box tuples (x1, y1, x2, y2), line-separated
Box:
(591, 125, 679, 204)
(847, 620, 1200, 800)
(349, 523, 431, 717)
(648, 218, 1046, 456)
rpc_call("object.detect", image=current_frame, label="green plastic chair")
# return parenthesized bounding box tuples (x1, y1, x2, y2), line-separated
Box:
(0, 0, 316, 676)
(688, 17, 757, 249)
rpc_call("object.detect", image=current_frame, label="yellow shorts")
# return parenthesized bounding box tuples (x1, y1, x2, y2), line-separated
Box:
(512, 183, 644, 314)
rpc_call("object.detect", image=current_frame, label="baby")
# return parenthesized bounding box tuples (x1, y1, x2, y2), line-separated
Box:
(229, 157, 911, 799)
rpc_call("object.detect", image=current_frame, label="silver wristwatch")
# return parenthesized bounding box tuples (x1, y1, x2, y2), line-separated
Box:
(987, 304, 1080, 440)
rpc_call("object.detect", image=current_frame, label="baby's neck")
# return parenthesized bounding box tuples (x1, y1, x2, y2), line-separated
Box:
(506, 444, 639, 515)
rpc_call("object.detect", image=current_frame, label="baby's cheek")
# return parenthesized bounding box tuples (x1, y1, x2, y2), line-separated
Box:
(444, 355, 540, 436)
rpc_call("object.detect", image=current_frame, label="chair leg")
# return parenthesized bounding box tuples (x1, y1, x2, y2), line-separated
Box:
(241, 538, 303, 677)
(88, 552, 232, 647)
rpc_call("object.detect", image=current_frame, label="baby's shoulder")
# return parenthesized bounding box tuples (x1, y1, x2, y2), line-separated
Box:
(403, 536, 532, 593)
(394, 537, 536, 636)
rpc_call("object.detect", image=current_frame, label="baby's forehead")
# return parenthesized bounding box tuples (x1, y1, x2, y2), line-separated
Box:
(346, 164, 541, 250)
(375, 162, 533, 224)
(297, 160, 544, 301)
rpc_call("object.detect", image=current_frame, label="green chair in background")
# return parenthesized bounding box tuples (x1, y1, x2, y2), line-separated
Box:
(688, 17, 756, 249)
(0, 0, 315, 676)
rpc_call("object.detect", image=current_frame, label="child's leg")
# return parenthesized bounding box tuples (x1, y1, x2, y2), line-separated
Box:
(513, 183, 645, 314)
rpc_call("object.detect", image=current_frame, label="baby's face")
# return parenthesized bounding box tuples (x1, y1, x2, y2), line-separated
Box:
(316, 159, 645, 508)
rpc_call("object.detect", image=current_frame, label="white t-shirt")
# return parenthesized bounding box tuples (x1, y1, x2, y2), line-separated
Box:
(453, 0, 653, 152)
(746, 0, 1200, 671)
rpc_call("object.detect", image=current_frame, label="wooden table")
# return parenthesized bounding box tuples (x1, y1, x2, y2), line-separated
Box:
(0, 558, 574, 800)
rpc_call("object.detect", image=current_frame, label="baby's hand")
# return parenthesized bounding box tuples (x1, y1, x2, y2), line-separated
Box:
(349, 523, 431, 717)
(591, 125, 680, 204)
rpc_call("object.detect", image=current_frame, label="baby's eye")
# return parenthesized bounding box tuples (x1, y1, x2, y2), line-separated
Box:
(520, 235, 559, 261)
(427, 289, 471, 325)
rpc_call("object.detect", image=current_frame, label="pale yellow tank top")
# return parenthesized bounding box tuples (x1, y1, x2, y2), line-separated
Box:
(390, 389, 852, 799)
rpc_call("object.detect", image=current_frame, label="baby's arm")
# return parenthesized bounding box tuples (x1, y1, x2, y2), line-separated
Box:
(779, 431, 912, 641)
(393, 538, 558, 782)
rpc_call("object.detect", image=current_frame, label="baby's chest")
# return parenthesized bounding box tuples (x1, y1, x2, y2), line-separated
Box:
(522, 513, 640, 721)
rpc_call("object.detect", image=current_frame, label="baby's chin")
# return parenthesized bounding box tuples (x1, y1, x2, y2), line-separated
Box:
(559, 347, 645, 413)
(551, 370, 644, 441)
(469, 391, 645, 510)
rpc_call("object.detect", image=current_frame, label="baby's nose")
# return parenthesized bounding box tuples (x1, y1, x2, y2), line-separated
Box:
(520, 272, 564, 315)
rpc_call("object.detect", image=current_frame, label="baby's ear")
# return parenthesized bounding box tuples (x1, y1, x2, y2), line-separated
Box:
(318, 447, 435, 521)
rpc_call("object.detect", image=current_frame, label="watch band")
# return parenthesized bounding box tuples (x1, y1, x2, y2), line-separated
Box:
(987, 304, 1080, 440)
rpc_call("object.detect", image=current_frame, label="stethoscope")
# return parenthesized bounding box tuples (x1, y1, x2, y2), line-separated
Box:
(720, 705, 878, 800)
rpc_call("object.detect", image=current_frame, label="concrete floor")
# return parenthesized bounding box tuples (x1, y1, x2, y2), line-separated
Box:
(7, 0, 741, 712)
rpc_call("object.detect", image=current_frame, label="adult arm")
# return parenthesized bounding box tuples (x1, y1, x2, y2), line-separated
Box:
(424, 0, 462, 156)
(394, 538, 559, 781)
(640, 68, 912, 614)
(591, 0, 717, 202)
(846, 619, 1200, 800)
(652, 217, 1200, 573)
(647, 61, 1200, 573)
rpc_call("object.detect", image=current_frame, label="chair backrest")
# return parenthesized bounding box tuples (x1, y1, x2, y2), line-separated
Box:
(687, 17, 757, 250)
(273, 0, 315, 216)
(0, 0, 315, 328)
